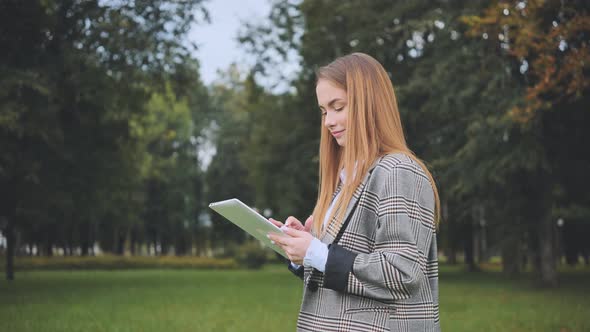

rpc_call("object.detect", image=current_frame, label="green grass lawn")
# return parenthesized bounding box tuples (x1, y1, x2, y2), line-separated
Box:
(1, 264, 589, 332)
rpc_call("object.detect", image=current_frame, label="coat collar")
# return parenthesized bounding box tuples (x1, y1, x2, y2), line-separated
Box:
(319, 156, 383, 244)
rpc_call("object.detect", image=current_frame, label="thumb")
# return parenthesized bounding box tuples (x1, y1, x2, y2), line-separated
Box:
(304, 215, 313, 232)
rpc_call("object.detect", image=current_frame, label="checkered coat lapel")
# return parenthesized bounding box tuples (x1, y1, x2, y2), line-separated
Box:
(319, 157, 382, 244)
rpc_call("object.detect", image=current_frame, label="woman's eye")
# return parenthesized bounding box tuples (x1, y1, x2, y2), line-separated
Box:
(335, 107, 344, 112)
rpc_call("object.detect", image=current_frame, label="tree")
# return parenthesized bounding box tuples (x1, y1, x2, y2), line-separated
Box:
(0, 0, 208, 279)
(462, 0, 590, 286)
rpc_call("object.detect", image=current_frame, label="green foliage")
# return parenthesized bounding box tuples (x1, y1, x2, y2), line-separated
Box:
(234, 0, 590, 284)
(204, 66, 257, 247)
(0, 0, 210, 267)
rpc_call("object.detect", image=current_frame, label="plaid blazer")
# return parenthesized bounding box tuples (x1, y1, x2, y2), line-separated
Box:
(289, 153, 440, 332)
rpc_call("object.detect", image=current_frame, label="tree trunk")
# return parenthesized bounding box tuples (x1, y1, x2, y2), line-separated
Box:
(115, 228, 126, 256)
(447, 220, 457, 264)
(529, 171, 558, 287)
(44, 240, 53, 256)
(562, 221, 579, 266)
(538, 212, 558, 286)
(130, 226, 137, 256)
(502, 232, 522, 277)
(464, 222, 478, 272)
(447, 246, 457, 264)
(473, 226, 480, 264)
(6, 220, 15, 281)
(445, 201, 457, 265)
(528, 226, 541, 273)
(478, 222, 488, 263)
(81, 221, 90, 256)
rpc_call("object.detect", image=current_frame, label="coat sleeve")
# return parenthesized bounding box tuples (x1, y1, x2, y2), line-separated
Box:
(288, 261, 304, 280)
(323, 161, 435, 302)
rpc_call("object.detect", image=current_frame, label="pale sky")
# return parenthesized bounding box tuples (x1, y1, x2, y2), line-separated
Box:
(188, 0, 272, 85)
(188, 0, 274, 170)
(187, 0, 302, 170)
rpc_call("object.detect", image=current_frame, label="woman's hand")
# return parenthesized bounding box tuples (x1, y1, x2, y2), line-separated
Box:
(267, 215, 314, 265)
(267, 216, 313, 265)
(268, 228, 313, 265)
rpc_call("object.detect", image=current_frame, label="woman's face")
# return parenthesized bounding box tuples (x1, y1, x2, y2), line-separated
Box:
(316, 79, 348, 147)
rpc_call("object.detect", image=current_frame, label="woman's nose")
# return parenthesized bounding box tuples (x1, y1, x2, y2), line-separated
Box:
(324, 112, 335, 128)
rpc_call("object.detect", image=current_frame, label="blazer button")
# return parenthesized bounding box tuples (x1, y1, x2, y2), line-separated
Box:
(307, 281, 319, 292)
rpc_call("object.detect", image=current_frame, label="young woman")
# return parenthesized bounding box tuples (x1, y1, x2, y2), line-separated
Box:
(268, 53, 440, 332)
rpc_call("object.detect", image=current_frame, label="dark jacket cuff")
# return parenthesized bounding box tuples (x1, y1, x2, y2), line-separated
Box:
(288, 262, 304, 280)
(323, 244, 357, 291)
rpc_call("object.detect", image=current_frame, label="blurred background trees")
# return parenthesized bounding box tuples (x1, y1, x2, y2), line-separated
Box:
(0, 0, 210, 279)
(1, 0, 588, 287)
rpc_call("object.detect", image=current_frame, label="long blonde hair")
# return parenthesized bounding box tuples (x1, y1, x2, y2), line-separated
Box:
(312, 53, 440, 236)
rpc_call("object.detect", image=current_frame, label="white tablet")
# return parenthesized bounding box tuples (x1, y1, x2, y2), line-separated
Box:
(209, 198, 288, 258)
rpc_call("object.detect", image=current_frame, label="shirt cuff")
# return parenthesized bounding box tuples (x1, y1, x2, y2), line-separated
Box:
(303, 237, 329, 272)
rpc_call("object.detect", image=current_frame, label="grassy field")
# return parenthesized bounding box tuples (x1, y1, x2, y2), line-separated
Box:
(1, 264, 589, 332)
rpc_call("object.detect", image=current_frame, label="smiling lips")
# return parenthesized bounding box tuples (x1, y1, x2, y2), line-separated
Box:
(331, 129, 345, 138)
